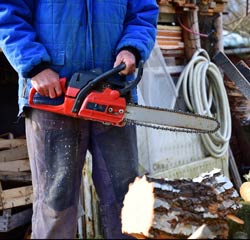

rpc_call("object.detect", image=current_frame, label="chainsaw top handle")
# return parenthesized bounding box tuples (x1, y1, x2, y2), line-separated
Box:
(119, 60, 144, 96)
(72, 60, 144, 113)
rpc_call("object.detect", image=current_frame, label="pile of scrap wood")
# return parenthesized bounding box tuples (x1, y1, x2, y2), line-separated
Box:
(121, 169, 242, 239)
(156, 0, 229, 75)
(157, 0, 228, 15)
(0, 133, 32, 233)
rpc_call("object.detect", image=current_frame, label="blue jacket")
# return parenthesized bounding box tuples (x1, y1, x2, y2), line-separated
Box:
(0, 0, 158, 114)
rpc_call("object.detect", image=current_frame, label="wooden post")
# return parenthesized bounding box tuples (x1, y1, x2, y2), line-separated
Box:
(181, 8, 201, 60)
(213, 13, 224, 54)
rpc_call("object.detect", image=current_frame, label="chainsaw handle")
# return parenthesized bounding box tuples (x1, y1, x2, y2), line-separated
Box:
(28, 77, 67, 106)
(72, 63, 126, 113)
(119, 60, 144, 96)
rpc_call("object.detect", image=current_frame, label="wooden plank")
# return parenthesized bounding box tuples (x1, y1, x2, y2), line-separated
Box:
(227, 92, 244, 97)
(0, 145, 28, 162)
(157, 35, 182, 41)
(157, 31, 182, 38)
(0, 171, 31, 182)
(157, 25, 182, 31)
(0, 159, 30, 172)
(236, 60, 250, 82)
(166, 65, 185, 74)
(0, 208, 32, 232)
(0, 185, 33, 210)
(0, 133, 14, 139)
(159, 44, 184, 50)
(157, 39, 184, 47)
(158, 13, 175, 24)
(0, 182, 3, 210)
(228, 147, 242, 192)
(0, 139, 26, 150)
(152, 156, 229, 179)
(159, 5, 176, 14)
(161, 48, 184, 56)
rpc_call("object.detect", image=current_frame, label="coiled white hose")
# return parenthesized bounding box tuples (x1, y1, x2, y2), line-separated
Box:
(176, 49, 231, 158)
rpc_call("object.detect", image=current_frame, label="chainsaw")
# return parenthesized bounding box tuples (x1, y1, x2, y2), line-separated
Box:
(28, 61, 220, 134)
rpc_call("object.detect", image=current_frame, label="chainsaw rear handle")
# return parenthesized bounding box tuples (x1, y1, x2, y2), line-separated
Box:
(28, 77, 67, 106)
(72, 61, 144, 113)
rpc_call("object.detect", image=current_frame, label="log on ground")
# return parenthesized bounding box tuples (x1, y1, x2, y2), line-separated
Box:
(121, 169, 242, 239)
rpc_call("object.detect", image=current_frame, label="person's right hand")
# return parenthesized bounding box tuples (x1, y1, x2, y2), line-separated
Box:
(31, 68, 62, 98)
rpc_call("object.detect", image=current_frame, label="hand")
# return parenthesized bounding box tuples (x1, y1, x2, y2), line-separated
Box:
(31, 68, 62, 98)
(114, 50, 136, 75)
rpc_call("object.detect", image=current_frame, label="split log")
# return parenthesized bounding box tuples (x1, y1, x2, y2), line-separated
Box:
(121, 169, 242, 239)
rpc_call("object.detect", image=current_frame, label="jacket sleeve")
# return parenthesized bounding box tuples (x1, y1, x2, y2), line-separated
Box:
(0, 1, 51, 77)
(116, 0, 159, 62)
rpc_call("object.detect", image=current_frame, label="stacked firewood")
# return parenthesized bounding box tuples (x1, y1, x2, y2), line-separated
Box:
(121, 169, 242, 239)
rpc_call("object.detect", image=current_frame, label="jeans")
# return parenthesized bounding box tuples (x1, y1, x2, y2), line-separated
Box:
(25, 108, 138, 239)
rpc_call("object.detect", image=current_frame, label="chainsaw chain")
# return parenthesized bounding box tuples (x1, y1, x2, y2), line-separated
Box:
(124, 104, 220, 134)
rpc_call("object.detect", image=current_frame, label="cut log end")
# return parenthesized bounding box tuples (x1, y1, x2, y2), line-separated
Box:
(121, 175, 154, 237)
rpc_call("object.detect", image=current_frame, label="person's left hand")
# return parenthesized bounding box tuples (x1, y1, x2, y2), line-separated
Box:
(114, 50, 136, 75)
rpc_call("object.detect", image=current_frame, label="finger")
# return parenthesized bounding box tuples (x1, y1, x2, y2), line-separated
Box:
(38, 89, 46, 96)
(48, 87, 57, 98)
(45, 90, 50, 97)
(35, 85, 47, 96)
(120, 62, 136, 75)
(31, 80, 44, 96)
(54, 82, 63, 97)
(114, 57, 123, 68)
(44, 78, 61, 98)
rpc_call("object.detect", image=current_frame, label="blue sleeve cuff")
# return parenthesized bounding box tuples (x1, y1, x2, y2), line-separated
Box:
(26, 62, 50, 78)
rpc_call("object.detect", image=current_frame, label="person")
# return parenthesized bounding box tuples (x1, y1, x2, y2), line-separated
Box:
(0, 1, 158, 239)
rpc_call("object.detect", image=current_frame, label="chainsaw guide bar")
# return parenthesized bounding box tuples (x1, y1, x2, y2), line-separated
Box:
(124, 104, 220, 134)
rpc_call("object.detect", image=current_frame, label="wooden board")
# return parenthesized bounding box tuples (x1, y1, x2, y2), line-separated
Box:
(0, 171, 31, 182)
(159, 5, 176, 14)
(0, 145, 28, 162)
(0, 137, 31, 182)
(0, 139, 26, 150)
(0, 185, 33, 210)
(0, 159, 30, 172)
